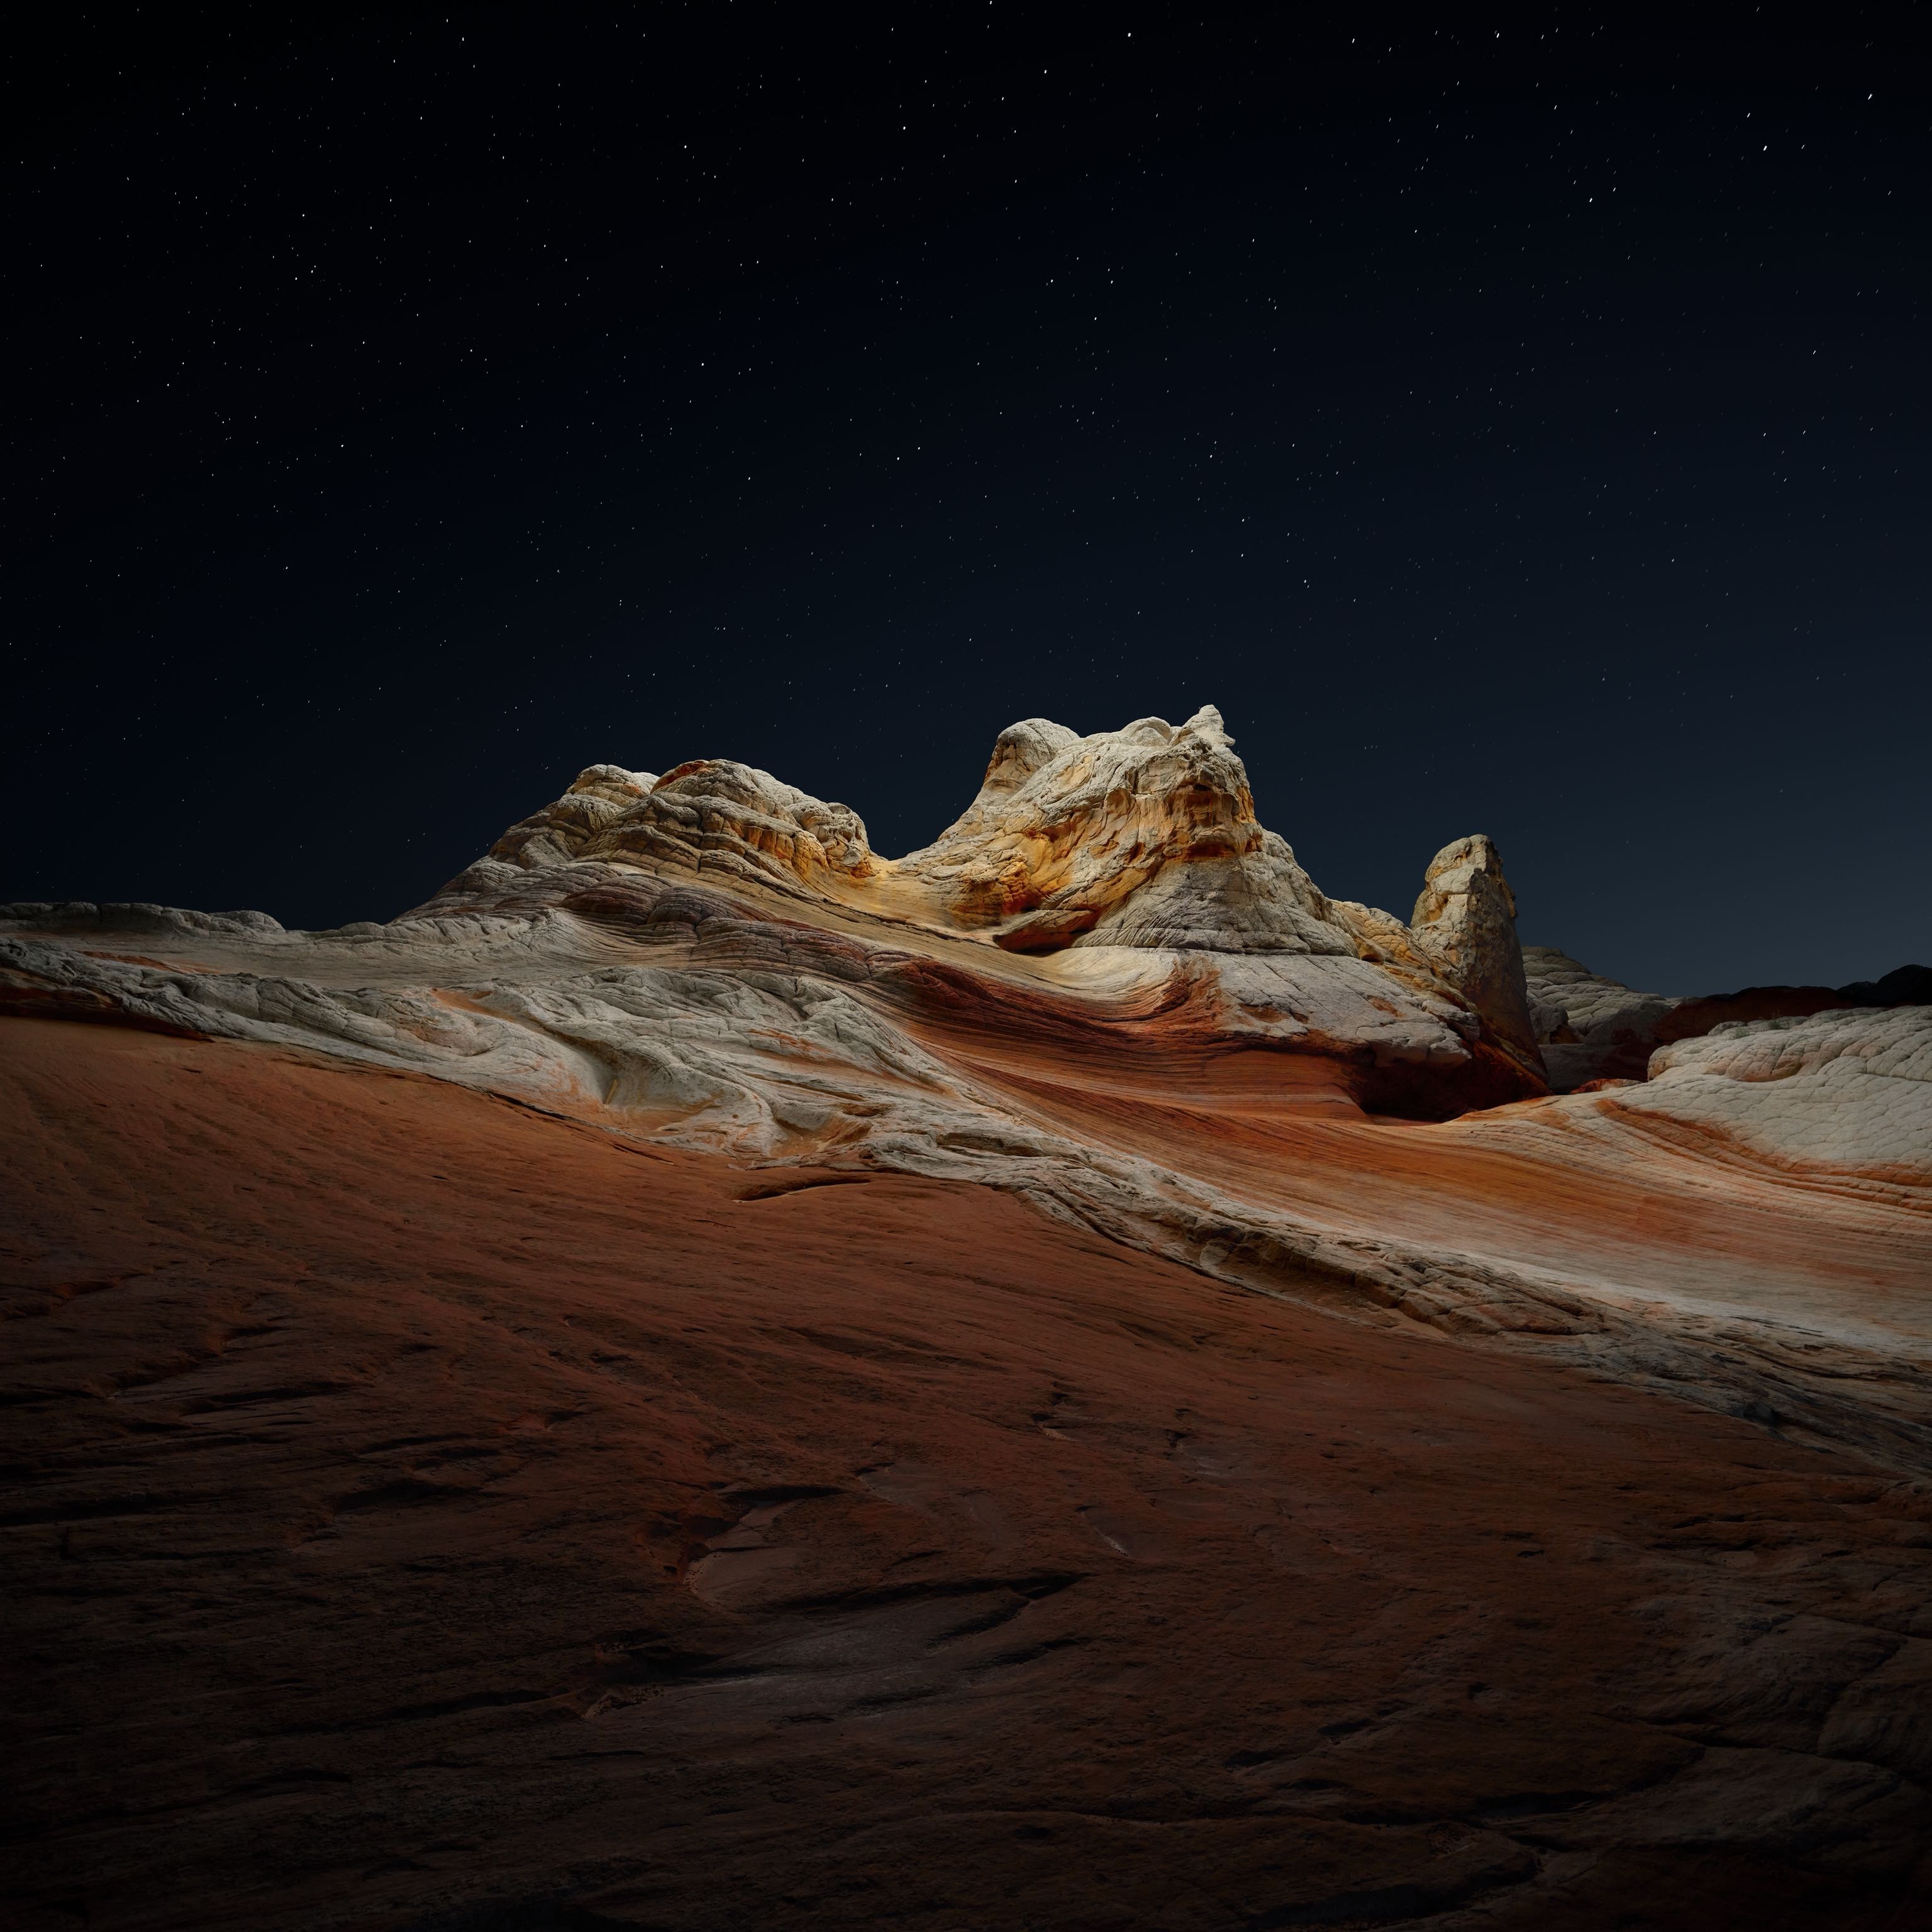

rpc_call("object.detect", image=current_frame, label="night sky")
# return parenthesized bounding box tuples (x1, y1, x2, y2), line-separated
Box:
(10, 13, 1929, 994)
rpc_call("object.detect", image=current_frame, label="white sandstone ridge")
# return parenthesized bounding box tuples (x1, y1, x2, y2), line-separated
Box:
(420, 704, 1548, 1082)
(1631, 1006, 1932, 1189)
(893, 706, 1343, 955)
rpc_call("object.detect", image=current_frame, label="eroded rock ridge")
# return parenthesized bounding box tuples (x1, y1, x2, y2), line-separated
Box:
(419, 703, 1549, 1098)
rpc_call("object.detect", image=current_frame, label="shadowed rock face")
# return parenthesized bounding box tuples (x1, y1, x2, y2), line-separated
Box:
(1522, 945, 1680, 1084)
(3, 706, 1931, 1931)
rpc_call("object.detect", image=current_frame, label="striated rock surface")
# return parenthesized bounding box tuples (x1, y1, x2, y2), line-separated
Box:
(436, 757, 878, 911)
(5, 1016, 1931, 1932)
(9, 1018, 1932, 1932)
(413, 705, 1546, 1103)
(4, 704, 1931, 1932)
(894, 704, 1355, 957)
(1631, 1006, 1932, 1184)
(582, 757, 880, 891)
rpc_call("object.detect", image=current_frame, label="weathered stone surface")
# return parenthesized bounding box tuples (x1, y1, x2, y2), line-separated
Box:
(1408, 834, 1543, 1076)
(584, 757, 879, 891)
(1629, 1006, 1932, 1187)
(498, 761, 660, 867)
(1326, 896, 1446, 984)
(896, 704, 1355, 956)
(433, 762, 662, 905)
(1523, 947, 1932, 1091)
(408, 706, 1555, 1088)
(428, 758, 877, 913)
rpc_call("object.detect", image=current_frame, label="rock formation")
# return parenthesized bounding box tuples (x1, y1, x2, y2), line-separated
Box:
(894, 704, 1353, 955)
(1522, 945, 1685, 1089)
(4, 703, 1930, 1932)
(1408, 833, 1543, 1076)
(1524, 945, 1932, 1090)
(444, 755, 874, 906)
(412, 704, 1550, 1106)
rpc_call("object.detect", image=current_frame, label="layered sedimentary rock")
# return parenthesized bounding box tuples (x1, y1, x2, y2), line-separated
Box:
(444, 755, 874, 906)
(893, 704, 1352, 955)
(409, 704, 1547, 1108)
(1636, 1005, 1932, 1184)
(4, 704, 1931, 1932)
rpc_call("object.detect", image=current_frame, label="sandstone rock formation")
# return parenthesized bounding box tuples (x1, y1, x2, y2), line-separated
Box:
(1635, 1004, 1932, 1185)
(412, 704, 1548, 1102)
(894, 704, 1354, 956)
(489, 760, 659, 870)
(4, 704, 1931, 1932)
(440, 756, 877, 908)
(1408, 833, 1543, 1075)
(10, 1016, 1931, 1932)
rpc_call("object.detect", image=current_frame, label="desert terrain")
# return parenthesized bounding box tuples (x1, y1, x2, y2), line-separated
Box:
(5, 708, 1929, 1929)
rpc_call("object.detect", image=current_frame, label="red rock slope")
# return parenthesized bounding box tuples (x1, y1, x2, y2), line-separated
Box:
(5, 1018, 1932, 1932)
(4, 707, 1931, 1929)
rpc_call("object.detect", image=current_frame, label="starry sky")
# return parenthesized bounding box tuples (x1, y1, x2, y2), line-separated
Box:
(9, 13, 1929, 992)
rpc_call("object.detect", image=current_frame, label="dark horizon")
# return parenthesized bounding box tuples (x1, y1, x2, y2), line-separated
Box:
(9, 12, 1929, 996)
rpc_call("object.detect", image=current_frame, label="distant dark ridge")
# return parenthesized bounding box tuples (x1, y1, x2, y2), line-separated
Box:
(1694, 963, 1931, 1008)
(1834, 963, 1932, 1008)
(1648, 965, 1931, 1055)
(1700, 958, 1924, 1004)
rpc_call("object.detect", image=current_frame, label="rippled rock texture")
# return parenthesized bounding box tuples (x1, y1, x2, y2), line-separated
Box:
(4, 708, 1929, 1931)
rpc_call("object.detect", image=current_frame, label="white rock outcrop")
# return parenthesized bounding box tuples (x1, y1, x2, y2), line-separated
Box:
(1608, 1006, 1932, 1189)
(583, 758, 879, 892)
(436, 758, 876, 911)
